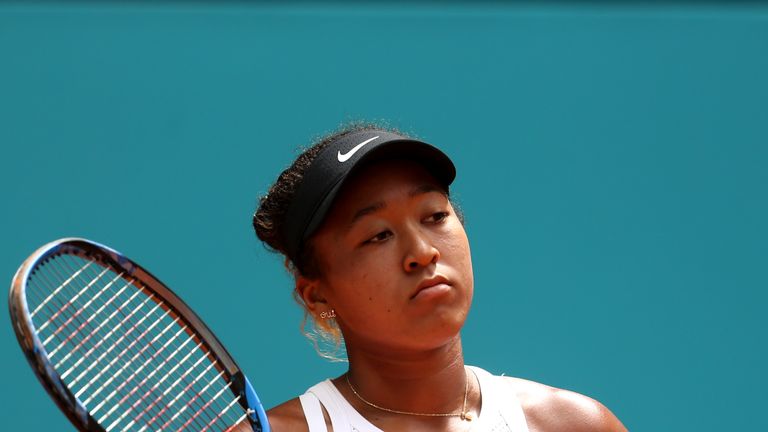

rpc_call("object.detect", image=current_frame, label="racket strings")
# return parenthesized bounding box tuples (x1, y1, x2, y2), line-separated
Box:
(37, 264, 113, 339)
(26, 253, 249, 431)
(44, 269, 127, 348)
(28, 257, 218, 432)
(54, 288, 152, 372)
(38, 255, 243, 430)
(126, 352, 221, 431)
(32, 258, 203, 417)
(29, 259, 95, 319)
(154, 371, 236, 432)
(30, 253, 244, 432)
(58, 256, 249, 432)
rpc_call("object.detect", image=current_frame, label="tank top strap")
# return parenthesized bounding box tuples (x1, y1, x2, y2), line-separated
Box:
(467, 366, 530, 432)
(299, 392, 328, 432)
(305, 379, 384, 432)
(306, 380, 352, 432)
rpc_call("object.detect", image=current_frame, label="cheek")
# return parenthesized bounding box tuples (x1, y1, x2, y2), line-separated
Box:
(444, 221, 471, 260)
(445, 225, 474, 287)
(323, 260, 392, 313)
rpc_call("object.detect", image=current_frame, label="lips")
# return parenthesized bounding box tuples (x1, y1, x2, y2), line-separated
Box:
(410, 275, 451, 300)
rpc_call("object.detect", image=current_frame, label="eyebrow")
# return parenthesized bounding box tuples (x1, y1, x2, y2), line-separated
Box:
(347, 183, 447, 230)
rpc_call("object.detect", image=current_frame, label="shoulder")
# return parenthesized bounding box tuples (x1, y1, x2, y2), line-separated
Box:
(499, 376, 627, 432)
(266, 397, 310, 432)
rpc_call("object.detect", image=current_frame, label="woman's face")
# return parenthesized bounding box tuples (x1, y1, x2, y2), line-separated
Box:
(307, 159, 474, 354)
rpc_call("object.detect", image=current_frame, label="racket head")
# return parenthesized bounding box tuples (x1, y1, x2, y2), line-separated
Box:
(9, 238, 269, 432)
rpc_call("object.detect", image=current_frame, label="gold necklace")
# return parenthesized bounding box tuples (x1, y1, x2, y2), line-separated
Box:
(344, 369, 474, 421)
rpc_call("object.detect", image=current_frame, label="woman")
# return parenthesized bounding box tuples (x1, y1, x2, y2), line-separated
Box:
(253, 123, 627, 432)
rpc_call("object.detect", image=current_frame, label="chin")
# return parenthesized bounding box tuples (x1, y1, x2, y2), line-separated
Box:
(406, 309, 468, 349)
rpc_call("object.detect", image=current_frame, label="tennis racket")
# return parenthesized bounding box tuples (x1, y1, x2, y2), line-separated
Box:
(9, 238, 270, 432)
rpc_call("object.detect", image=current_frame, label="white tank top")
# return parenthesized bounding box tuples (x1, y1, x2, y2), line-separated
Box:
(298, 366, 530, 432)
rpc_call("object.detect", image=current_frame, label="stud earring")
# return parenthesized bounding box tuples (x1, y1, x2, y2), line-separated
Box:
(320, 309, 336, 319)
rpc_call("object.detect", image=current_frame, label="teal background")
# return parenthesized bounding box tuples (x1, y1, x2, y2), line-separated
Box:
(1, 2, 767, 430)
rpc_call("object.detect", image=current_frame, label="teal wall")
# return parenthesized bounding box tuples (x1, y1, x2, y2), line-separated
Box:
(1, 2, 767, 431)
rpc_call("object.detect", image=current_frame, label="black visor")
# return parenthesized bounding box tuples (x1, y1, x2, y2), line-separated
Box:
(281, 129, 456, 263)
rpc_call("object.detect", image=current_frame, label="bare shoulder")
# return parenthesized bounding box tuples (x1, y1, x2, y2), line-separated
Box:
(501, 376, 628, 432)
(266, 397, 310, 432)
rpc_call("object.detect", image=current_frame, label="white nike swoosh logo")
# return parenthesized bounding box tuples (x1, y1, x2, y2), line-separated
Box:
(337, 136, 379, 162)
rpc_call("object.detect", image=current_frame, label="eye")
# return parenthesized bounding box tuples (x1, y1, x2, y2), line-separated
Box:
(364, 230, 392, 245)
(425, 211, 450, 224)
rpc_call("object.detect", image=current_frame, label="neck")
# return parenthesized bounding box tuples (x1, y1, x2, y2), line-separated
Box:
(342, 335, 468, 415)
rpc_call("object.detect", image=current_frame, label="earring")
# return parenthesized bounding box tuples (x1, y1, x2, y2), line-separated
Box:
(320, 309, 336, 319)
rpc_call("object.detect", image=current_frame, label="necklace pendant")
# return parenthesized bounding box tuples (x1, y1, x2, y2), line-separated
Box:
(461, 412, 474, 421)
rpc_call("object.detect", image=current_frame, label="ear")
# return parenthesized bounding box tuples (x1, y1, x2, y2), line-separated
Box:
(295, 274, 328, 314)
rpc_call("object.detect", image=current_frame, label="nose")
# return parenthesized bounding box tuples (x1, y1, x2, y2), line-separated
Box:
(403, 228, 440, 272)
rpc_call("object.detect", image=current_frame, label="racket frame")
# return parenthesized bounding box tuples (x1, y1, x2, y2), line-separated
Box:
(9, 238, 270, 432)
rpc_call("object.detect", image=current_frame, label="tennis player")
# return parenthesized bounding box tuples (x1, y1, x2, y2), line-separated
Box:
(253, 123, 628, 432)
